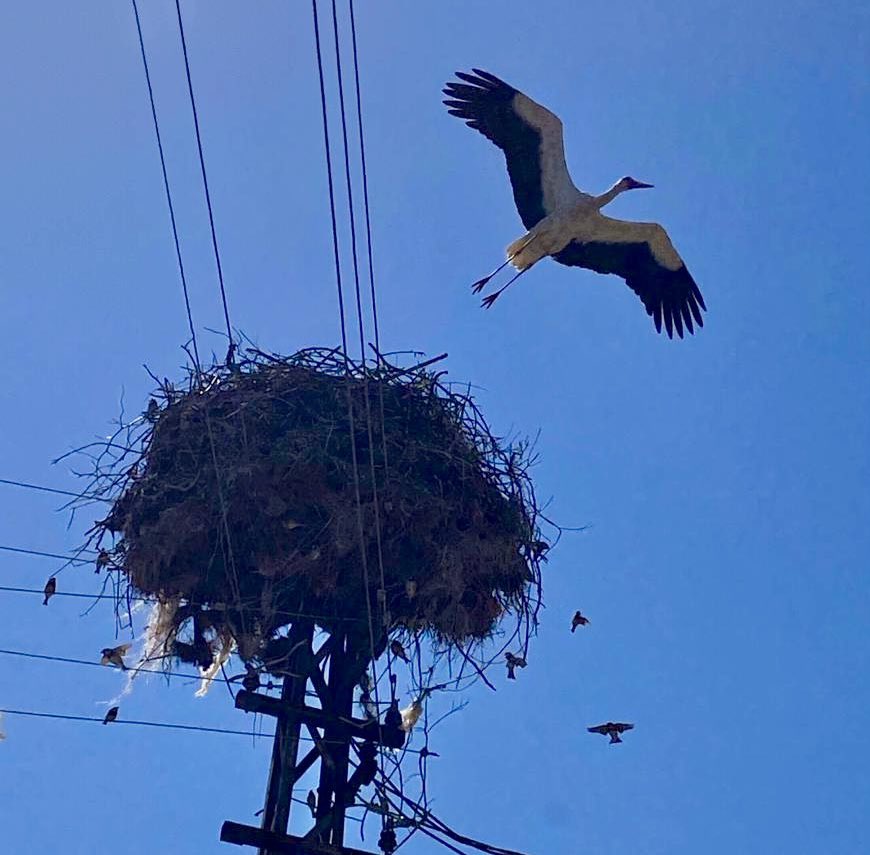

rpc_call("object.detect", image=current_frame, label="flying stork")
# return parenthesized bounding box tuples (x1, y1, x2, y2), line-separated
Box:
(443, 69, 706, 338)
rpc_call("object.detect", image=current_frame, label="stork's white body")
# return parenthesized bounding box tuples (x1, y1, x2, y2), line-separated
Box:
(509, 203, 685, 274)
(444, 69, 706, 338)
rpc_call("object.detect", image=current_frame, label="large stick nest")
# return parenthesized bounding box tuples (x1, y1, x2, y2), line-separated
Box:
(90, 347, 547, 667)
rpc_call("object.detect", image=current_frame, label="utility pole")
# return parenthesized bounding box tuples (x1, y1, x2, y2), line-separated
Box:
(220, 623, 403, 855)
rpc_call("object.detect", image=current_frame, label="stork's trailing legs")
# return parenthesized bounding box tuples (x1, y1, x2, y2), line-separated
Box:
(471, 233, 538, 305)
(480, 267, 529, 309)
(471, 262, 509, 294)
(470, 233, 538, 294)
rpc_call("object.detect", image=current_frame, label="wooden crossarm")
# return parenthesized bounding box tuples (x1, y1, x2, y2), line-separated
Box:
(220, 821, 373, 855)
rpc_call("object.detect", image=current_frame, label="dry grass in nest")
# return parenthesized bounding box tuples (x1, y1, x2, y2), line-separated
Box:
(87, 347, 548, 672)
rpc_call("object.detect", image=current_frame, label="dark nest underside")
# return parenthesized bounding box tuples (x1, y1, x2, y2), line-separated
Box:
(91, 347, 547, 671)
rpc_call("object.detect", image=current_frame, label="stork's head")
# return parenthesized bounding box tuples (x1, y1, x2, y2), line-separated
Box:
(620, 176, 654, 191)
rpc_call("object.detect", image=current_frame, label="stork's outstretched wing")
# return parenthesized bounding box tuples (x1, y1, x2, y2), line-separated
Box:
(554, 217, 707, 339)
(443, 69, 585, 229)
(587, 725, 610, 735)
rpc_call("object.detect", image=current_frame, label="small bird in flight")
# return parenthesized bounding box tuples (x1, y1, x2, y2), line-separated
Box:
(100, 643, 132, 670)
(102, 706, 119, 725)
(42, 577, 56, 606)
(390, 640, 410, 663)
(443, 69, 706, 338)
(505, 652, 527, 680)
(571, 611, 590, 632)
(587, 722, 634, 744)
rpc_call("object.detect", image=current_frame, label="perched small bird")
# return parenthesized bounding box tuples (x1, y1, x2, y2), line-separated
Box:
(418, 746, 440, 759)
(378, 822, 397, 854)
(390, 640, 409, 663)
(359, 690, 378, 721)
(359, 671, 373, 694)
(42, 577, 56, 606)
(95, 550, 111, 574)
(528, 540, 550, 560)
(145, 398, 160, 423)
(587, 722, 634, 744)
(102, 706, 119, 725)
(400, 698, 424, 732)
(242, 665, 261, 693)
(384, 699, 402, 731)
(100, 643, 132, 670)
(505, 652, 527, 680)
(405, 579, 418, 599)
(306, 789, 317, 818)
(571, 611, 590, 632)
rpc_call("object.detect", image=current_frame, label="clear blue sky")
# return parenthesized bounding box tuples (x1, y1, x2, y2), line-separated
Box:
(1, 1, 868, 853)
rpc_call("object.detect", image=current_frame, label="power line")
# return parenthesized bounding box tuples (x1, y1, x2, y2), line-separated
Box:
(347, 0, 391, 484)
(326, 0, 393, 692)
(311, 0, 350, 359)
(0, 706, 427, 753)
(0, 647, 202, 682)
(329, 0, 366, 364)
(312, 0, 382, 699)
(0, 585, 105, 600)
(130, 0, 202, 371)
(347, 0, 382, 357)
(0, 707, 273, 738)
(0, 645, 329, 702)
(0, 544, 90, 565)
(314, 7, 397, 831)
(0, 477, 110, 502)
(0, 584, 367, 624)
(173, 0, 234, 353)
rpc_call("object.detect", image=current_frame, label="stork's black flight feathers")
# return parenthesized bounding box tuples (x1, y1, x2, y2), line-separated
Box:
(444, 69, 576, 230)
(554, 238, 706, 338)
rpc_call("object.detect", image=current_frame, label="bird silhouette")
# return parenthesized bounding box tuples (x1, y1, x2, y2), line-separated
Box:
(571, 611, 590, 632)
(359, 690, 378, 721)
(42, 577, 56, 606)
(306, 789, 317, 818)
(100, 643, 132, 670)
(102, 706, 119, 725)
(390, 640, 409, 663)
(242, 665, 261, 693)
(505, 652, 527, 680)
(95, 550, 112, 574)
(587, 722, 634, 744)
(384, 699, 402, 731)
